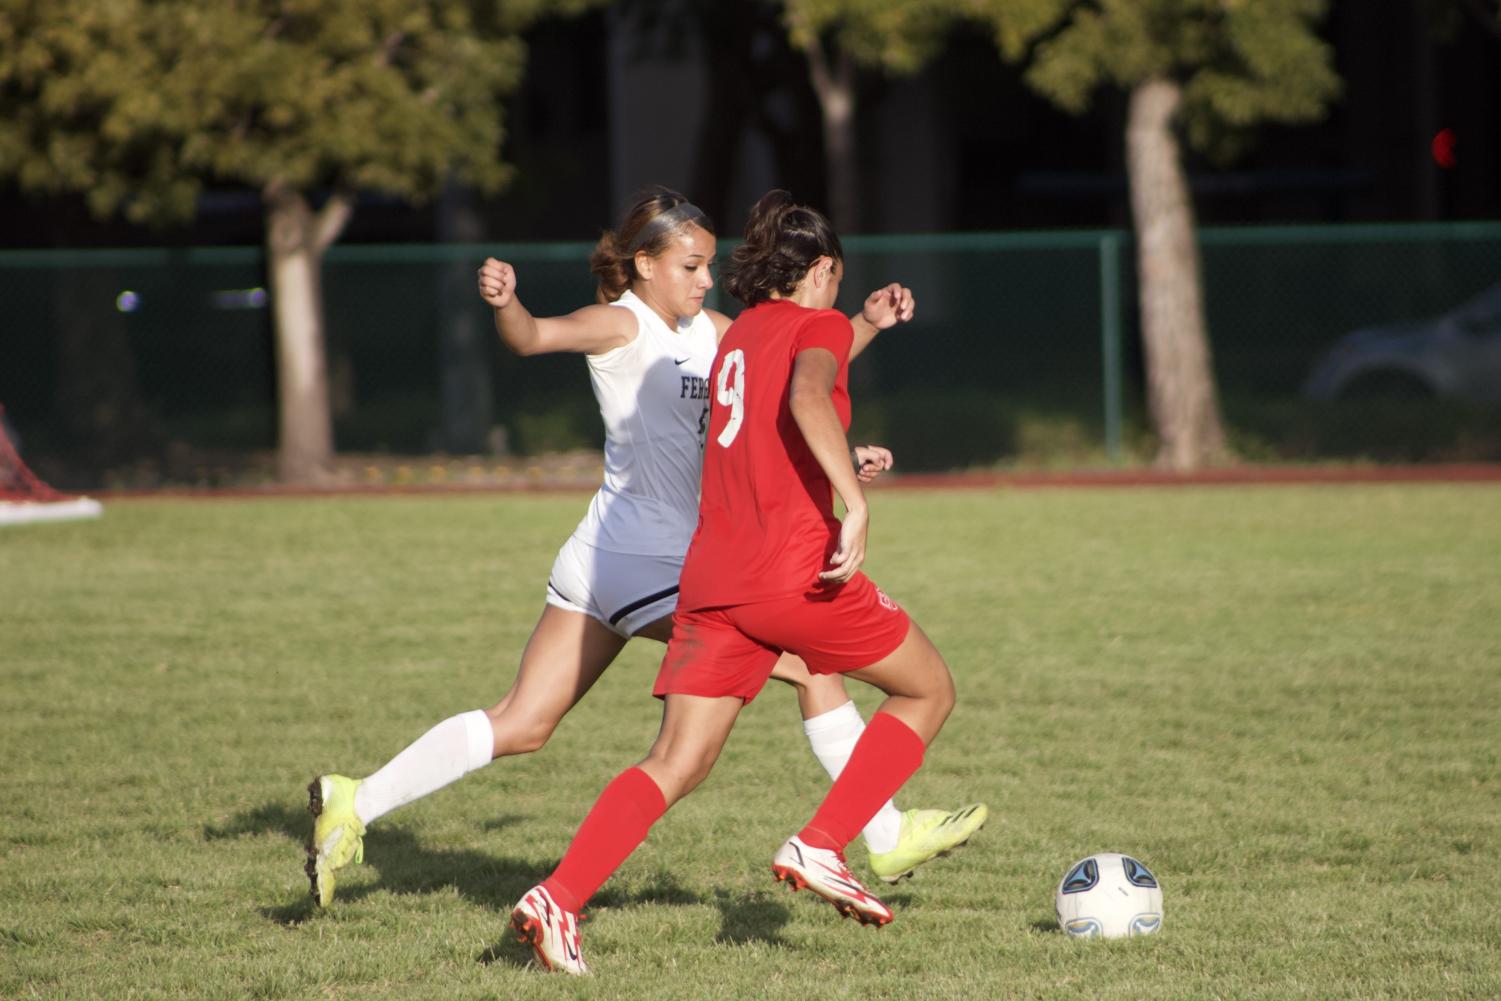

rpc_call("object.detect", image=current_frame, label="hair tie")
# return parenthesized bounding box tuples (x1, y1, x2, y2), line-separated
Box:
(627, 201, 710, 254)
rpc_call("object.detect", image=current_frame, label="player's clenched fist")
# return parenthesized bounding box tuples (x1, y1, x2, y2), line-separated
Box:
(477, 257, 517, 309)
(859, 283, 915, 330)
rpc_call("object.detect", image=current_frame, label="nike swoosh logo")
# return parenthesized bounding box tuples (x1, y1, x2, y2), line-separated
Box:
(813, 861, 876, 902)
(673, 356, 691, 365)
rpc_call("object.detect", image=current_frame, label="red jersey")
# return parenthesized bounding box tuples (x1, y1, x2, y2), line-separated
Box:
(677, 299, 853, 610)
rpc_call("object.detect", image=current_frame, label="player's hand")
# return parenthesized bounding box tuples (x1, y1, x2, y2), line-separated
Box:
(820, 503, 868, 584)
(477, 257, 517, 309)
(852, 445, 893, 484)
(859, 283, 916, 331)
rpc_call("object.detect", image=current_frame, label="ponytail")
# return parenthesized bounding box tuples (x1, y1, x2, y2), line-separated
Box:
(723, 190, 843, 307)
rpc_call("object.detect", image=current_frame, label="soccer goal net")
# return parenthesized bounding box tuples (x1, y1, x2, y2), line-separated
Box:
(0, 406, 102, 526)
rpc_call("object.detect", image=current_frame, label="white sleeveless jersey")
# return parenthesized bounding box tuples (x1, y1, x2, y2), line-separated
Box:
(571, 290, 719, 556)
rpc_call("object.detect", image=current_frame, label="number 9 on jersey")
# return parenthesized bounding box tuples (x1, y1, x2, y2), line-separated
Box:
(715, 349, 746, 447)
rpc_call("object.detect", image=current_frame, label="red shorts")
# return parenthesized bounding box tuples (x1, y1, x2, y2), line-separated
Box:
(653, 572, 911, 703)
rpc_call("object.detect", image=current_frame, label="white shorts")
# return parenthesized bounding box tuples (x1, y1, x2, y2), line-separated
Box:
(545, 534, 685, 638)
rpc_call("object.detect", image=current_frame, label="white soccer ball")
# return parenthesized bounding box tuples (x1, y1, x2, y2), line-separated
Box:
(1054, 853, 1163, 940)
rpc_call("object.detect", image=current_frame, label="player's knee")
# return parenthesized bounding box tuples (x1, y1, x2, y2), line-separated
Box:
(918, 653, 957, 725)
(506, 727, 554, 755)
(933, 675, 956, 724)
(669, 753, 716, 795)
(485, 706, 557, 756)
(642, 746, 716, 803)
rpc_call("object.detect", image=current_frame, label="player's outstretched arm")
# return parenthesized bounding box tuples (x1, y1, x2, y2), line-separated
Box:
(848, 283, 916, 360)
(477, 257, 635, 357)
(789, 347, 868, 584)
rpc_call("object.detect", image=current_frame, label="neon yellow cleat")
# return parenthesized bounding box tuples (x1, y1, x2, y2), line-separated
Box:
(305, 774, 366, 907)
(867, 803, 988, 884)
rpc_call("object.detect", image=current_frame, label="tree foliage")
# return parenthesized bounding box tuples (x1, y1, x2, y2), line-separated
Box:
(972, 0, 1341, 154)
(778, 0, 963, 74)
(0, 0, 601, 224)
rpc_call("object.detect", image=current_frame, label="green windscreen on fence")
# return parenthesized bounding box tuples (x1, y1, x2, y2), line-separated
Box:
(3, 222, 1499, 484)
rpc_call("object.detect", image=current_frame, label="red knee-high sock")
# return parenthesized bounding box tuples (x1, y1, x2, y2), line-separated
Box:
(542, 767, 667, 912)
(799, 712, 925, 852)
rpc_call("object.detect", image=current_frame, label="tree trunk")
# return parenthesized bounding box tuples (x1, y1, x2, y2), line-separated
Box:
(1125, 77, 1229, 471)
(804, 38, 859, 233)
(263, 183, 353, 484)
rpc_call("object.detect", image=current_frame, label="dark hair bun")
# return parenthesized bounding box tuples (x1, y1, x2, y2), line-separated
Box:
(723, 190, 843, 307)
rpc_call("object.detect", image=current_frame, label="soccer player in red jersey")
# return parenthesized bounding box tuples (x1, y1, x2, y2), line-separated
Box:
(303, 189, 984, 915)
(511, 191, 965, 974)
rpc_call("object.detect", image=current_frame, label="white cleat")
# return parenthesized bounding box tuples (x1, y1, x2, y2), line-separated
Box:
(510, 884, 589, 975)
(771, 834, 894, 927)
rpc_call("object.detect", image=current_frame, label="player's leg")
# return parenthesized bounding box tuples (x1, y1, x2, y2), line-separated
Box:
(307, 534, 649, 906)
(656, 608, 919, 855)
(836, 620, 984, 881)
(483, 605, 629, 756)
(768, 621, 950, 925)
(737, 580, 971, 918)
(307, 605, 626, 906)
(789, 619, 953, 861)
(768, 657, 905, 857)
(843, 618, 955, 743)
(771, 653, 985, 881)
(514, 608, 776, 973)
(769, 653, 851, 717)
(512, 692, 743, 974)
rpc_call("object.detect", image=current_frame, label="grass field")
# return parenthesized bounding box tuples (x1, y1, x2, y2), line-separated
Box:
(3, 484, 1499, 999)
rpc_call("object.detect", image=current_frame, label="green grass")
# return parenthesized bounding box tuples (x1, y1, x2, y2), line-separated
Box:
(3, 485, 1499, 999)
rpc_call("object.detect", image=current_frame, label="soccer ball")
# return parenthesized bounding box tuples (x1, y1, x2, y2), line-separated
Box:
(1054, 853, 1163, 939)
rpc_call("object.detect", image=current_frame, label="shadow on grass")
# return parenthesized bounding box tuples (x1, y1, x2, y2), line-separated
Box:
(210, 800, 805, 966)
(592, 871, 701, 909)
(476, 883, 794, 971)
(477, 938, 531, 970)
(203, 801, 307, 842)
(710, 888, 792, 947)
(206, 799, 706, 958)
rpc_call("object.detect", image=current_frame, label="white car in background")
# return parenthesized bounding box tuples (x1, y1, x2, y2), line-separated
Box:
(1302, 282, 1501, 401)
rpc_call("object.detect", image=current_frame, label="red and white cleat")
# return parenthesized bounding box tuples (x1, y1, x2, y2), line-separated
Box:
(510, 885, 590, 975)
(772, 834, 894, 927)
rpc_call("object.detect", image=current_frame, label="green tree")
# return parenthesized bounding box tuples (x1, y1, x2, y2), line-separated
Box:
(777, 0, 963, 231)
(970, 0, 1340, 469)
(0, 0, 598, 483)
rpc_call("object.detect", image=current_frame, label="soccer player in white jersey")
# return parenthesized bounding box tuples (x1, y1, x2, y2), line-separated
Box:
(305, 187, 986, 913)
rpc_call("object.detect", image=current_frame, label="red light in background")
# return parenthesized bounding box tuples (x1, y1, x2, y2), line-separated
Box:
(1432, 128, 1457, 169)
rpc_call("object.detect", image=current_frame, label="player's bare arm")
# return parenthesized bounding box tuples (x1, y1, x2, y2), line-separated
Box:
(478, 257, 636, 356)
(848, 283, 916, 360)
(789, 346, 868, 583)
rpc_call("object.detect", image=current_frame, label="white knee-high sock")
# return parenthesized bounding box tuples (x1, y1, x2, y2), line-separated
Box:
(353, 710, 495, 825)
(802, 701, 904, 854)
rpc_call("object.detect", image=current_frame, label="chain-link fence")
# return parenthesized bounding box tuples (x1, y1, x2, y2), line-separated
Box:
(3, 222, 1499, 485)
